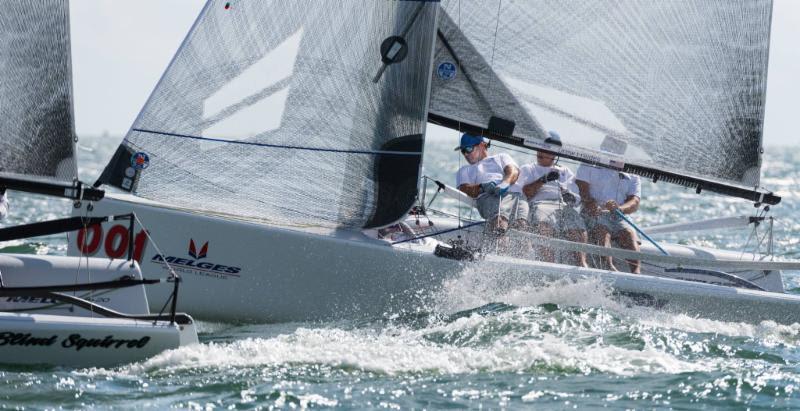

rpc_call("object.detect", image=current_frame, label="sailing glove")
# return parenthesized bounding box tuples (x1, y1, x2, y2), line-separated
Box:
(493, 182, 510, 197)
(480, 181, 497, 194)
(539, 170, 560, 183)
(561, 191, 577, 205)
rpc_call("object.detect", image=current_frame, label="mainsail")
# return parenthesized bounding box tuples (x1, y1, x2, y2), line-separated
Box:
(430, 0, 775, 203)
(0, 0, 82, 193)
(100, 0, 438, 229)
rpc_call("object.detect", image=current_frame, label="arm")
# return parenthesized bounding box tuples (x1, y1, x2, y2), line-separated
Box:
(576, 180, 599, 215)
(488, 164, 520, 196)
(523, 168, 564, 199)
(455, 166, 481, 199)
(458, 184, 482, 199)
(604, 176, 641, 214)
(559, 168, 581, 205)
(502, 164, 519, 186)
(523, 179, 545, 199)
(619, 195, 640, 214)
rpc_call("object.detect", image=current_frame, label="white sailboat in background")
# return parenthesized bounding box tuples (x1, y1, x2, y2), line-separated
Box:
(64, 0, 800, 324)
(0, 0, 198, 367)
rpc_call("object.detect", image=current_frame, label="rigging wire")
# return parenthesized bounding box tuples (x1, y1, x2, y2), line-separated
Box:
(740, 205, 768, 260)
(133, 214, 178, 280)
(490, 0, 503, 66)
(76, 201, 94, 316)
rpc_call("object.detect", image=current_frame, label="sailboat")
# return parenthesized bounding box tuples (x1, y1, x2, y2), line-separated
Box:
(67, 0, 800, 324)
(0, 0, 198, 367)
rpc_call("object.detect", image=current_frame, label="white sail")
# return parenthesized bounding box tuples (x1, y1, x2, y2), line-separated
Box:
(99, 0, 439, 229)
(430, 0, 771, 193)
(0, 0, 77, 186)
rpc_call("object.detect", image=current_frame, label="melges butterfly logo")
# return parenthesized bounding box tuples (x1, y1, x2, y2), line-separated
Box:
(188, 239, 208, 260)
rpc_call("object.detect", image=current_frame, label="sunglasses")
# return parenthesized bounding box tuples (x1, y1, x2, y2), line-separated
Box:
(460, 145, 477, 155)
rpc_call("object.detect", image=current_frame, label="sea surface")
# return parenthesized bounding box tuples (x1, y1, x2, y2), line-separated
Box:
(1, 133, 799, 409)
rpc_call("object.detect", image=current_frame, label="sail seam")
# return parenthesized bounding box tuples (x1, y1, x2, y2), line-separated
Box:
(131, 129, 423, 156)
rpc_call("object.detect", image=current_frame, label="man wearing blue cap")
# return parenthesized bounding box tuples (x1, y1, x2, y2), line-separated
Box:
(455, 133, 528, 238)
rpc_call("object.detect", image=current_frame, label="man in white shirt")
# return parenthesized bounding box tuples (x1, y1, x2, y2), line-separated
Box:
(0, 187, 8, 221)
(519, 132, 588, 267)
(575, 136, 641, 273)
(455, 133, 528, 238)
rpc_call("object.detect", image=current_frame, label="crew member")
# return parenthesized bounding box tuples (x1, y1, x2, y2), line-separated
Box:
(576, 136, 641, 273)
(455, 133, 528, 246)
(519, 132, 588, 267)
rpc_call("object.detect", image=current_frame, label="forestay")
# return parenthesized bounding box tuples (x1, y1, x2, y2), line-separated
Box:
(0, 0, 77, 186)
(430, 0, 771, 192)
(99, 0, 438, 229)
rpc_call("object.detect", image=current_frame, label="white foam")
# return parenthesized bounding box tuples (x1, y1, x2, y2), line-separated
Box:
(101, 313, 712, 378)
(73, 263, 800, 381)
(433, 261, 800, 348)
(431, 262, 626, 314)
(633, 311, 800, 347)
(194, 320, 233, 335)
(522, 390, 573, 402)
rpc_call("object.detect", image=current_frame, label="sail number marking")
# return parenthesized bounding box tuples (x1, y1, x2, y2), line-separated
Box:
(76, 224, 148, 263)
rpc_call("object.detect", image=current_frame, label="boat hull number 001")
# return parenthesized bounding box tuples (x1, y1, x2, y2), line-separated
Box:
(76, 224, 148, 263)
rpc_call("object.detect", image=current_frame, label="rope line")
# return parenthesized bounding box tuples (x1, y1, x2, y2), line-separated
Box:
(391, 220, 485, 245)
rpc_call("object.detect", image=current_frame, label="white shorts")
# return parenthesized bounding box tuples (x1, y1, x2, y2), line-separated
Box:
(528, 201, 585, 232)
(475, 192, 529, 223)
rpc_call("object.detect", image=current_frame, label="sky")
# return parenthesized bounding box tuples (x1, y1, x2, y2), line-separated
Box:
(70, 0, 799, 146)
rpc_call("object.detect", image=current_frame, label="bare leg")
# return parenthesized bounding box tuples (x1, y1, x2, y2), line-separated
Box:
(616, 228, 641, 274)
(488, 215, 511, 254)
(513, 219, 529, 231)
(566, 229, 589, 268)
(590, 225, 617, 271)
(534, 223, 555, 262)
(492, 215, 509, 232)
(510, 219, 530, 258)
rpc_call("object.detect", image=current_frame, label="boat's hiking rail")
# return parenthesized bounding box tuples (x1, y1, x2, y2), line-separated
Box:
(504, 229, 800, 272)
(0, 276, 190, 325)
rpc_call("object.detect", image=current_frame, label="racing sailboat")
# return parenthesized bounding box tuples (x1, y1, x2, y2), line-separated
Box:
(0, 0, 198, 367)
(71, 0, 800, 324)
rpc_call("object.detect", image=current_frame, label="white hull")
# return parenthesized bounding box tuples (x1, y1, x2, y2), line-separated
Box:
(69, 196, 457, 322)
(484, 256, 800, 325)
(0, 254, 150, 315)
(0, 312, 197, 367)
(68, 194, 800, 324)
(0, 254, 198, 367)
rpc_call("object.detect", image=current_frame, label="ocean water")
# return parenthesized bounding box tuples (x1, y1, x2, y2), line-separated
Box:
(1, 133, 799, 409)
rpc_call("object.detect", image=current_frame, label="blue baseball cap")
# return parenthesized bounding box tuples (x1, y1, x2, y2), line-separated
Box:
(454, 133, 488, 151)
